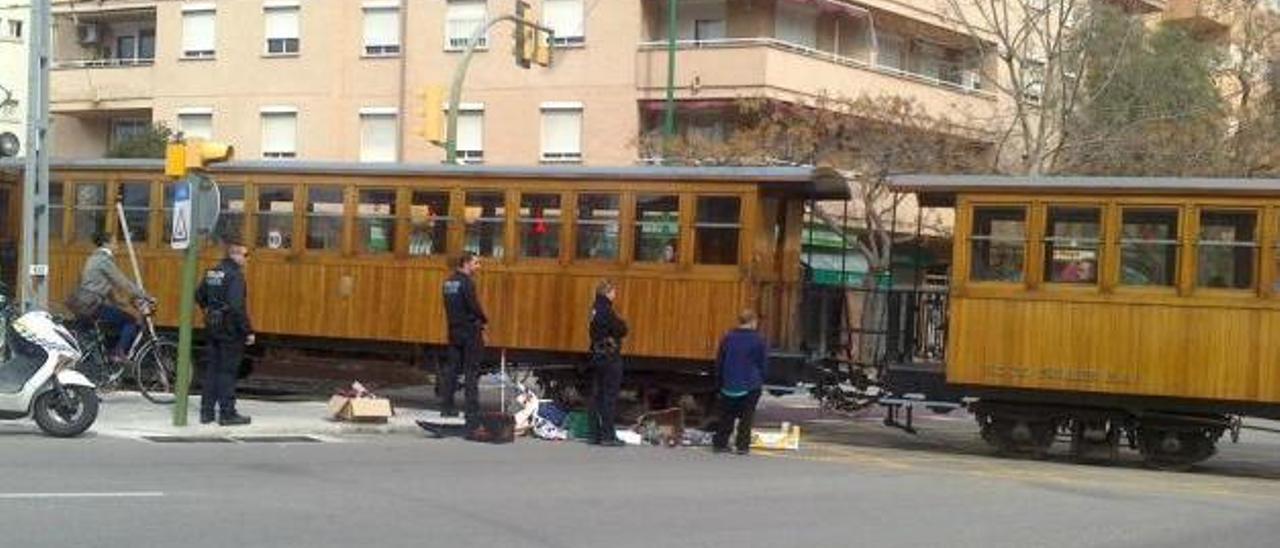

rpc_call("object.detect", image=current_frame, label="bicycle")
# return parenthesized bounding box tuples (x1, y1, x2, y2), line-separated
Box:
(63, 299, 177, 404)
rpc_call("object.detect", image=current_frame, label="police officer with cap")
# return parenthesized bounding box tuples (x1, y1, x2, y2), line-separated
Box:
(441, 252, 487, 430)
(195, 238, 255, 426)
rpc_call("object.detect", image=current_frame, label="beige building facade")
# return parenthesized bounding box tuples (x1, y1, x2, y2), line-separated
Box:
(1, 1, 27, 149)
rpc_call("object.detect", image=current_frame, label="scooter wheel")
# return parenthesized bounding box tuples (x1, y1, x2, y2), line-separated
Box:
(34, 385, 100, 438)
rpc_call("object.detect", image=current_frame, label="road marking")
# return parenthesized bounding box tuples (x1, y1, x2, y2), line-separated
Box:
(0, 492, 165, 500)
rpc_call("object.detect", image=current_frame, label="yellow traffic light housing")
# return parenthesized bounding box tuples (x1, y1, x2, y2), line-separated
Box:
(165, 138, 234, 178)
(418, 85, 447, 145)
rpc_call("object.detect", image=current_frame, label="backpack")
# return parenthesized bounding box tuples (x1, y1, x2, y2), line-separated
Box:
(64, 286, 104, 319)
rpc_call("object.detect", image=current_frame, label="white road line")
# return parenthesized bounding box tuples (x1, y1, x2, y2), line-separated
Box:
(0, 492, 165, 500)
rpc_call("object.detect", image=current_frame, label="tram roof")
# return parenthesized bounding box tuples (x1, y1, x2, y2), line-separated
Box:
(889, 174, 1280, 206)
(0, 158, 850, 200)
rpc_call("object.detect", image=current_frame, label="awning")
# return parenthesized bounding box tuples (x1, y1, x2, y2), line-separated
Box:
(782, 0, 870, 18)
(803, 250, 869, 288)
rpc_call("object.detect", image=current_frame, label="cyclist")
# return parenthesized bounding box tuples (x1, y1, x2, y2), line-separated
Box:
(70, 231, 153, 363)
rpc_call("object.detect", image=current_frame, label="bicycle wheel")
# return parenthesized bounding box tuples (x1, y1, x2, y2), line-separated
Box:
(135, 339, 178, 404)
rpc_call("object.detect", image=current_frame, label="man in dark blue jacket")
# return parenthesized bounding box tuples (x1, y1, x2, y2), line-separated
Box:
(442, 252, 488, 429)
(195, 240, 254, 426)
(713, 309, 767, 454)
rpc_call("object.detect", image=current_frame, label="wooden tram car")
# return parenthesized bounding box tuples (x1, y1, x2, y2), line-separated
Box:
(889, 175, 1280, 468)
(0, 159, 847, 404)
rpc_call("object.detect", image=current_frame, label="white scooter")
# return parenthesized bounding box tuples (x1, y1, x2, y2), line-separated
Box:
(0, 288, 99, 437)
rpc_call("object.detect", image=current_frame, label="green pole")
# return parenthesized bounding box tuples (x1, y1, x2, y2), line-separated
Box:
(663, 0, 678, 160)
(172, 175, 201, 426)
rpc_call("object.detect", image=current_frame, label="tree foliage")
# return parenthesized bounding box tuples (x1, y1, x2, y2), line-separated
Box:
(107, 122, 172, 159)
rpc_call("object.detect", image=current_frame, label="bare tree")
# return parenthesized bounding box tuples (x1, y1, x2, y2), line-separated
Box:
(1212, 0, 1280, 176)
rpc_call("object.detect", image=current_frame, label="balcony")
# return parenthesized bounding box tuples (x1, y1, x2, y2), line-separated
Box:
(635, 38, 997, 122)
(49, 6, 156, 112)
(1162, 0, 1231, 36)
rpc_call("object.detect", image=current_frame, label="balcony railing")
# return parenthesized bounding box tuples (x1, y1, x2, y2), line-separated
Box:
(53, 57, 155, 69)
(638, 38, 990, 97)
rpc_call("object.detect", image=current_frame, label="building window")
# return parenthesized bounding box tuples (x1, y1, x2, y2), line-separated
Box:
(876, 31, 905, 71)
(139, 28, 156, 59)
(117, 35, 137, 60)
(456, 106, 484, 163)
(969, 206, 1026, 283)
(4, 19, 23, 40)
(73, 182, 107, 245)
(635, 194, 679, 263)
(265, 5, 301, 55)
(362, 3, 401, 56)
(695, 196, 740, 265)
(540, 104, 582, 163)
(357, 189, 396, 255)
(261, 110, 297, 159)
(694, 19, 726, 42)
(464, 191, 506, 258)
(117, 181, 150, 244)
(775, 2, 817, 49)
(519, 193, 561, 259)
(109, 119, 149, 150)
(1119, 209, 1179, 287)
(359, 110, 397, 162)
(409, 191, 450, 257)
(306, 187, 345, 252)
(543, 0, 584, 46)
(178, 109, 213, 140)
(257, 186, 294, 250)
(181, 7, 217, 58)
(1197, 210, 1257, 290)
(1044, 206, 1101, 284)
(576, 193, 620, 260)
(1023, 58, 1046, 103)
(48, 181, 64, 242)
(445, 0, 487, 50)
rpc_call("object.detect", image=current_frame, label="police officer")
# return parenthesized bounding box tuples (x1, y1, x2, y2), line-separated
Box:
(195, 240, 254, 426)
(588, 279, 628, 447)
(442, 252, 487, 429)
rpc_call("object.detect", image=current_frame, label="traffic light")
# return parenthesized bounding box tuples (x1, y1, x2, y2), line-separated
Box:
(165, 138, 234, 178)
(513, 2, 551, 68)
(417, 85, 447, 145)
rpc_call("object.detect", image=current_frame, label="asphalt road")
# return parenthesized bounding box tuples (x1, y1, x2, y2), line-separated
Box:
(2, 418, 1279, 548)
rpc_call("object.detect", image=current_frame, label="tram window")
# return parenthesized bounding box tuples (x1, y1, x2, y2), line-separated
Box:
(213, 185, 246, 245)
(1120, 209, 1179, 287)
(464, 192, 505, 258)
(635, 194, 680, 263)
(306, 187, 345, 252)
(519, 193, 561, 259)
(695, 196, 741, 265)
(969, 207, 1026, 283)
(117, 182, 150, 244)
(1043, 207, 1100, 284)
(257, 186, 295, 250)
(576, 193, 620, 260)
(73, 182, 107, 245)
(48, 181, 64, 242)
(1197, 210, 1257, 290)
(409, 191, 450, 257)
(356, 189, 396, 255)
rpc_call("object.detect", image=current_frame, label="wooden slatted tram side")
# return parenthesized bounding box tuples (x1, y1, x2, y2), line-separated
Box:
(10, 159, 845, 378)
(890, 174, 1280, 468)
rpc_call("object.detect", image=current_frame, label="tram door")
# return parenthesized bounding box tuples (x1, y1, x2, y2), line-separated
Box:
(0, 185, 16, 296)
(753, 196, 804, 353)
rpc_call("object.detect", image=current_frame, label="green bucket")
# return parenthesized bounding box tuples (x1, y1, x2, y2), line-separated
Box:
(564, 410, 591, 440)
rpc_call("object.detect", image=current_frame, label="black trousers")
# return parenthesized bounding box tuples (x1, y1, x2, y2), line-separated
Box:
(589, 353, 623, 442)
(443, 333, 482, 426)
(201, 338, 244, 419)
(713, 389, 761, 451)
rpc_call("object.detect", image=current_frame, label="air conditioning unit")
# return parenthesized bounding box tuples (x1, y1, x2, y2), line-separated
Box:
(76, 23, 100, 45)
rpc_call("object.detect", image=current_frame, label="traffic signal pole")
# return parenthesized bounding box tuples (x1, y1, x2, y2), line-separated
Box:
(663, 0, 678, 161)
(443, 14, 553, 164)
(20, 0, 51, 310)
(172, 176, 200, 427)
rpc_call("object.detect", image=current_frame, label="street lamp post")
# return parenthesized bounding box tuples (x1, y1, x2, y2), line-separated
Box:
(20, 0, 51, 311)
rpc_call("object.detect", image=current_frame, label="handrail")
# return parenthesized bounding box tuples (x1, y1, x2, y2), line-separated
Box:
(637, 38, 994, 98)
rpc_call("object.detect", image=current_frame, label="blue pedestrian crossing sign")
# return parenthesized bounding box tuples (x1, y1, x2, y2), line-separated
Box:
(171, 181, 192, 250)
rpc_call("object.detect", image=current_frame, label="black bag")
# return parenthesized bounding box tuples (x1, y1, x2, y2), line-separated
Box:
(64, 286, 104, 319)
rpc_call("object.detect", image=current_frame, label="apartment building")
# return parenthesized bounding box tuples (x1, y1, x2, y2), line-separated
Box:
(45, 0, 1177, 165)
(0, 1, 27, 148)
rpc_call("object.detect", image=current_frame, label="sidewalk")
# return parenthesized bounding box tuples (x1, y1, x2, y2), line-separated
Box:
(91, 392, 435, 440)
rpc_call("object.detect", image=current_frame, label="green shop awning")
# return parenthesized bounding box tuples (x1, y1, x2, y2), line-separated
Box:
(803, 250, 869, 287)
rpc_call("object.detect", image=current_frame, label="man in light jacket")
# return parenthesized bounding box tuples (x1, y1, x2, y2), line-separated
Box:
(76, 232, 151, 362)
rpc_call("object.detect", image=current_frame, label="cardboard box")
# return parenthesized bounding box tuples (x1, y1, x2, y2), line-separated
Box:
(328, 395, 393, 422)
(750, 424, 801, 451)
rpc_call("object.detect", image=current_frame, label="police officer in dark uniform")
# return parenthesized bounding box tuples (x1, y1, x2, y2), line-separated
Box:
(441, 252, 487, 428)
(588, 279, 628, 447)
(195, 240, 254, 426)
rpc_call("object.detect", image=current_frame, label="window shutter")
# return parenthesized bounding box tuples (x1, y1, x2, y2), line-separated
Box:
(542, 0, 583, 40)
(445, 1, 487, 47)
(457, 110, 484, 153)
(182, 10, 216, 54)
(363, 8, 400, 47)
(265, 7, 299, 40)
(541, 108, 582, 159)
(360, 114, 397, 162)
(262, 112, 298, 156)
(178, 113, 213, 140)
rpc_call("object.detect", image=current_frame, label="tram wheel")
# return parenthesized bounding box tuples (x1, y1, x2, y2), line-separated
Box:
(982, 416, 1057, 459)
(1137, 427, 1217, 471)
(1069, 421, 1120, 464)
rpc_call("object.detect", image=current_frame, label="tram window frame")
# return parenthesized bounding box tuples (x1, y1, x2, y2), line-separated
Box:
(1042, 206, 1102, 286)
(304, 186, 346, 254)
(116, 180, 152, 246)
(968, 205, 1028, 284)
(72, 181, 109, 247)
(211, 184, 246, 247)
(1195, 209, 1258, 291)
(355, 188, 397, 256)
(407, 190, 451, 259)
(634, 194, 681, 265)
(1118, 208, 1181, 289)
(1272, 210, 1280, 296)
(574, 193, 621, 262)
(693, 195, 742, 266)
(517, 192, 563, 261)
(48, 180, 65, 244)
(256, 185, 296, 251)
(463, 190, 507, 259)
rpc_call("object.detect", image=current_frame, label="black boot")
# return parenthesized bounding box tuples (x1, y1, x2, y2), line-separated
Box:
(218, 413, 252, 426)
